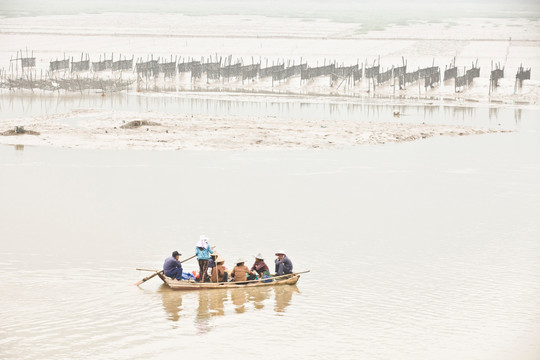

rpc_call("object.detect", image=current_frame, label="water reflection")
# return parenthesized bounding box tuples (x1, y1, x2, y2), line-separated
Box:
(14, 144, 24, 151)
(489, 107, 499, 122)
(274, 286, 299, 314)
(230, 287, 272, 313)
(158, 285, 300, 329)
(440, 105, 477, 124)
(157, 284, 184, 322)
(0, 92, 526, 127)
(195, 289, 228, 334)
(514, 108, 522, 123)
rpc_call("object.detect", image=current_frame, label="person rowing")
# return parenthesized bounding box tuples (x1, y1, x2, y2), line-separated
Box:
(195, 235, 215, 282)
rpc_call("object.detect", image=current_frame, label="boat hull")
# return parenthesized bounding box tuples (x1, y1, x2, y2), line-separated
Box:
(158, 273, 300, 291)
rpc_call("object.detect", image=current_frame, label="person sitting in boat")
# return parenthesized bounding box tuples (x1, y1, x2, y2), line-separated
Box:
(231, 258, 251, 283)
(274, 250, 293, 276)
(208, 252, 218, 277)
(163, 250, 183, 280)
(195, 235, 214, 282)
(211, 256, 228, 283)
(208, 252, 224, 280)
(250, 253, 270, 278)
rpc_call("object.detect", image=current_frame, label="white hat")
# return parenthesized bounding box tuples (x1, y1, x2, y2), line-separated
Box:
(254, 253, 264, 260)
(236, 258, 245, 264)
(275, 250, 286, 255)
(196, 235, 209, 248)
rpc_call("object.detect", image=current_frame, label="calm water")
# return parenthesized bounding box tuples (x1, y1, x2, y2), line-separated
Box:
(0, 91, 528, 128)
(0, 99, 539, 360)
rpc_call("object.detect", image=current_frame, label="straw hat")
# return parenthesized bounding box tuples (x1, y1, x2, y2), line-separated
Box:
(275, 250, 286, 255)
(236, 258, 245, 264)
(254, 253, 264, 260)
(216, 257, 225, 263)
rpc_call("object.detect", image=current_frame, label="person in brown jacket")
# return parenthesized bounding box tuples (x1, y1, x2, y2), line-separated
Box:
(231, 258, 252, 283)
(211, 257, 228, 283)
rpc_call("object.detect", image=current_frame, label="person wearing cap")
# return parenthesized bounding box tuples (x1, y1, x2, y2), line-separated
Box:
(250, 253, 270, 278)
(195, 235, 214, 282)
(230, 258, 251, 283)
(163, 250, 183, 280)
(274, 250, 293, 276)
(211, 256, 228, 283)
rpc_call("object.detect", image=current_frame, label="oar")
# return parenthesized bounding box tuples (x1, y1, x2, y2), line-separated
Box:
(134, 254, 197, 286)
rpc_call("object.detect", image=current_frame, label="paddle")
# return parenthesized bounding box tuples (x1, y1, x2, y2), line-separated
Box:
(134, 254, 197, 286)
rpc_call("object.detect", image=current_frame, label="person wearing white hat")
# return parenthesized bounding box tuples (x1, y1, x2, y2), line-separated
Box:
(195, 235, 214, 282)
(231, 258, 251, 283)
(275, 250, 293, 276)
(250, 253, 270, 278)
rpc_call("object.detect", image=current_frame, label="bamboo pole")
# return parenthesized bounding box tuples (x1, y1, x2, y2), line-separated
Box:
(136, 268, 160, 272)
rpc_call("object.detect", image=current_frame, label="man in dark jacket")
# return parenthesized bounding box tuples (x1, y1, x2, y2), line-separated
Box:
(274, 250, 293, 276)
(163, 251, 183, 280)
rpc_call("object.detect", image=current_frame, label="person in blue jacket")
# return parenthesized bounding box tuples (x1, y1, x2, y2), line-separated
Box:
(196, 235, 214, 282)
(163, 250, 183, 280)
(274, 250, 293, 276)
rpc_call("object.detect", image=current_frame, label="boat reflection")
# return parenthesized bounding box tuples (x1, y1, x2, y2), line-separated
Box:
(158, 284, 300, 328)
(194, 289, 229, 334)
(230, 287, 272, 313)
(157, 284, 184, 322)
(274, 285, 300, 314)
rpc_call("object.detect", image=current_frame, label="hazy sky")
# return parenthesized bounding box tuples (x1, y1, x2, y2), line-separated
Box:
(1, 0, 539, 19)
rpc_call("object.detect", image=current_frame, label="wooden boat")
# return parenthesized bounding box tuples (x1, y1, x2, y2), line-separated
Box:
(157, 272, 306, 291)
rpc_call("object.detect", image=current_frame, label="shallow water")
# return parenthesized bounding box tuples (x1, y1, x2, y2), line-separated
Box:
(1, 101, 539, 359)
(0, 91, 529, 129)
